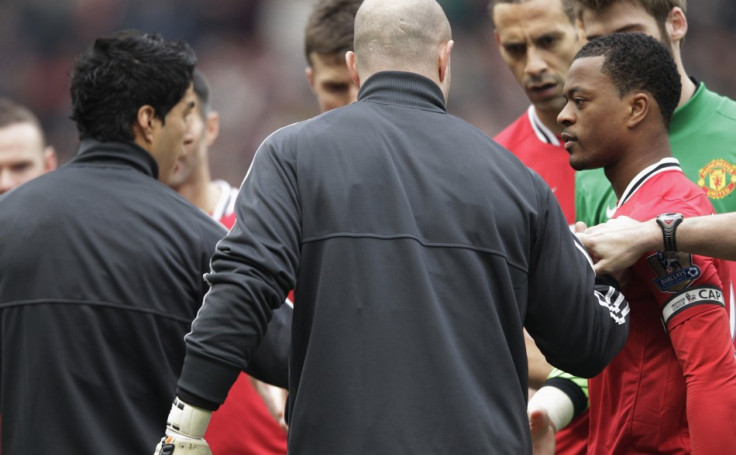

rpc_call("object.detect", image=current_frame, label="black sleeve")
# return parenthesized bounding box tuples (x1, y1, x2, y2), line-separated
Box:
(524, 171, 629, 378)
(242, 302, 291, 388)
(177, 129, 300, 407)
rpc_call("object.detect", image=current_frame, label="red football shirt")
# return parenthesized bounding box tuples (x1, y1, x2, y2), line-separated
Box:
(588, 158, 736, 454)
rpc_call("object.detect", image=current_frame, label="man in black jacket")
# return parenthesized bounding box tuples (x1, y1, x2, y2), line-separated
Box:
(155, 1, 630, 454)
(0, 30, 289, 454)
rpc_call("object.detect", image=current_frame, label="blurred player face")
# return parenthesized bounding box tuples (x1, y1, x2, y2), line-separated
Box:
(168, 98, 217, 190)
(306, 53, 359, 113)
(150, 84, 196, 183)
(579, 1, 672, 50)
(494, 0, 583, 117)
(0, 122, 56, 195)
(558, 56, 629, 171)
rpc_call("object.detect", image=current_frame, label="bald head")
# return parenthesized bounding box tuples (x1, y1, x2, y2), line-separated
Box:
(351, 0, 453, 87)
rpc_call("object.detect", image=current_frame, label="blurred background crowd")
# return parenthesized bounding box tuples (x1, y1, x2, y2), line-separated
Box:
(1, 0, 734, 186)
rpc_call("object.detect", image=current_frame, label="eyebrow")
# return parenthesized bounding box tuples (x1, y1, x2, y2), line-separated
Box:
(562, 86, 582, 99)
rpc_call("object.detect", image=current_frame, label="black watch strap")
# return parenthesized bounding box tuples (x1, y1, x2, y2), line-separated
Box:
(656, 213, 684, 252)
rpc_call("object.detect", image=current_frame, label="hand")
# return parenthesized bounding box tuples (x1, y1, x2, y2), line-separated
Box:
(153, 397, 213, 455)
(528, 409, 556, 455)
(576, 216, 653, 275)
(250, 377, 289, 432)
(153, 434, 211, 455)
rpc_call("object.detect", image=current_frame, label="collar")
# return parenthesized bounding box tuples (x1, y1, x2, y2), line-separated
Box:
(527, 105, 561, 146)
(357, 71, 447, 113)
(618, 157, 681, 207)
(73, 139, 159, 179)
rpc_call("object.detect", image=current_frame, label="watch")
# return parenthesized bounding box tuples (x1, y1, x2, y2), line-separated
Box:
(656, 213, 684, 252)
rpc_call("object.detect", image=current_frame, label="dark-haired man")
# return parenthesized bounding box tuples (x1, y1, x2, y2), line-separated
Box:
(490, 0, 581, 225)
(0, 97, 57, 195)
(556, 32, 736, 453)
(154, 0, 629, 453)
(304, 0, 363, 112)
(489, 3, 589, 452)
(530, 2, 736, 452)
(574, 0, 736, 228)
(0, 30, 288, 453)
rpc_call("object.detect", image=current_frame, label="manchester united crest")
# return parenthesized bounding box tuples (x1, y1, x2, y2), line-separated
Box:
(697, 159, 736, 199)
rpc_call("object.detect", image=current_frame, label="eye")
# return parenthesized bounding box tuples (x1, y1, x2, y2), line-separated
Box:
(573, 97, 586, 108)
(503, 43, 525, 57)
(538, 36, 558, 49)
(322, 83, 349, 94)
(10, 162, 32, 173)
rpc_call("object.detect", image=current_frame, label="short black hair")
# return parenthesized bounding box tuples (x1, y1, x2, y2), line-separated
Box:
(575, 32, 680, 128)
(192, 68, 211, 118)
(489, 0, 577, 27)
(70, 30, 197, 142)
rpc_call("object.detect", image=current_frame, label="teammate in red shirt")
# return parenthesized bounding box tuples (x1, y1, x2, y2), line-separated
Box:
(491, 0, 581, 226)
(490, 2, 585, 452)
(559, 33, 736, 453)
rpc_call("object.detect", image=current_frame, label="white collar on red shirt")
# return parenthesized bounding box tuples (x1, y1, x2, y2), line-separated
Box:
(211, 179, 238, 221)
(528, 105, 561, 147)
(617, 157, 681, 209)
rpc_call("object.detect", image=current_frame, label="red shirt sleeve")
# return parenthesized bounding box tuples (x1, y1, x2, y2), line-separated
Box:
(635, 253, 736, 452)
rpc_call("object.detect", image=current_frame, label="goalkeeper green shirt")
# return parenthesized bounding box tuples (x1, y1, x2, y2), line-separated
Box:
(575, 82, 736, 225)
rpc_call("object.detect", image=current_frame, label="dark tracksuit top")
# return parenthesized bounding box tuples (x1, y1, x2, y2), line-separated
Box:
(0, 140, 290, 454)
(178, 71, 630, 454)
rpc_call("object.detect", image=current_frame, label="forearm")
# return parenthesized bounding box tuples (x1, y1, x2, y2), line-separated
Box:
(677, 214, 736, 260)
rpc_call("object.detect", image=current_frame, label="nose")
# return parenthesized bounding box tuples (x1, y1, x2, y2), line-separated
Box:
(525, 47, 548, 77)
(557, 100, 574, 127)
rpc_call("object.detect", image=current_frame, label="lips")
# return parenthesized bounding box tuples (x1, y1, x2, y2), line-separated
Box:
(560, 132, 577, 151)
(526, 81, 558, 99)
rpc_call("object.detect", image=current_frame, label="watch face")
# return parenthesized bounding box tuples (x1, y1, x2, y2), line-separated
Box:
(658, 213, 683, 226)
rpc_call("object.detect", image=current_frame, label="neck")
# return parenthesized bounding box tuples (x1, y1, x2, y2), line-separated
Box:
(678, 70, 697, 108)
(604, 137, 672, 199)
(672, 46, 696, 107)
(536, 107, 564, 135)
(176, 166, 220, 214)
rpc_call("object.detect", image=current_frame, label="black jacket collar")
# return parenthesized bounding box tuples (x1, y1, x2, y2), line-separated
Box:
(357, 71, 447, 114)
(73, 139, 159, 179)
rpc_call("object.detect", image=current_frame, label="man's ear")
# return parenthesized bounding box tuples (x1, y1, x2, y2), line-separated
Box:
(204, 111, 220, 147)
(134, 105, 156, 144)
(627, 93, 649, 128)
(346, 51, 360, 88)
(666, 7, 687, 44)
(43, 146, 57, 172)
(305, 66, 316, 92)
(438, 40, 454, 83)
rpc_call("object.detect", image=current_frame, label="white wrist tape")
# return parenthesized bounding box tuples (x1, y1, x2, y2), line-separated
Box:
(527, 386, 575, 431)
(165, 397, 213, 439)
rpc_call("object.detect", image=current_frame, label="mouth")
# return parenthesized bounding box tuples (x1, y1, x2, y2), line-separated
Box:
(526, 81, 557, 98)
(560, 132, 577, 151)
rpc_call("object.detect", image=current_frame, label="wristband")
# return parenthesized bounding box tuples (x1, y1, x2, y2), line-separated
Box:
(527, 385, 575, 431)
